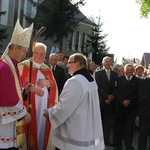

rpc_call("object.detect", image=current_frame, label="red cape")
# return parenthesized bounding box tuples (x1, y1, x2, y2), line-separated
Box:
(19, 60, 58, 150)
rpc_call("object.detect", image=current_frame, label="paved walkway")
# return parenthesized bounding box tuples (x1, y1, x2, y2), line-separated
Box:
(104, 131, 139, 150)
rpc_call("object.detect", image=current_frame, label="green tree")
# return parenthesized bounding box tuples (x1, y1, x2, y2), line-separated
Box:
(86, 16, 110, 65)
(0, 11, 7, 48)
(26, 0, 85, 51)
(136, 0, 150, 18)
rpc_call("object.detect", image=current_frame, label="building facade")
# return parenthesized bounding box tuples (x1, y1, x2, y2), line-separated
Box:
(0, 0, 94, 58)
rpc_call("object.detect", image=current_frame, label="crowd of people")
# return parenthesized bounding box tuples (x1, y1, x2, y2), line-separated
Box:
(0, 19, 150, 150)
(94, 57, 150, 150)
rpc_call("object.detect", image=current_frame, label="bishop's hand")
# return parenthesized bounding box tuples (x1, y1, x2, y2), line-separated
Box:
(35, 87, 44, 97)
(37, 79, 50, 88)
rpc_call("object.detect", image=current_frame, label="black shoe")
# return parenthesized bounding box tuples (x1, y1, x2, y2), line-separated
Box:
(125, 146, 134, 150)
(114, 147, 122, 150)
(130, 146, 134, 150)
(113, 144, 123, 150)
(105, 140, 113, 147)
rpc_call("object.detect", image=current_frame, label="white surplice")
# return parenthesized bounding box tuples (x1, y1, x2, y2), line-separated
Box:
(48, 74, 105, 150)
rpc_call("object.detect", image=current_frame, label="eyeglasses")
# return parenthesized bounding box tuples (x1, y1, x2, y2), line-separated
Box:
(68, 61, 76, 64)
(34, 52, 46, 56)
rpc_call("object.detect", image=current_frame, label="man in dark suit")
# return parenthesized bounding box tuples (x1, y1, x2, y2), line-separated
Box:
(138, 77, 150, 150)
(113, 64, 139, 150)
(49, 53, 66, 95)
(95, 56, 118, 147)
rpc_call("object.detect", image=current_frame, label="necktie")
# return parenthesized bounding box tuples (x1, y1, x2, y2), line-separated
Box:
(52, 66, 55, 73)
(106, 70, 110, 81)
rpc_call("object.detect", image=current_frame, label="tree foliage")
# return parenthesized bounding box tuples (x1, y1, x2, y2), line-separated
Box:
(86, 16, 110, 65)
(26, 0, 85, 51)
(0, 11, 7, 48)
(136, 0, 150, 18)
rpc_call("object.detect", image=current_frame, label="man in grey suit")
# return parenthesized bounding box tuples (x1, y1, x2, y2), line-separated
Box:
(95, 56, 118, 147)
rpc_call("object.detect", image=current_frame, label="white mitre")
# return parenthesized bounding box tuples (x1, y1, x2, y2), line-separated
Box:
(2, 19, 33, 57)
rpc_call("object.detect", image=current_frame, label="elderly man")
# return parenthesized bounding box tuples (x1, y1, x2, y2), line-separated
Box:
(44, 53, 104, 150)
(0, 19, 33, 150)
(48, 53, 66, 95)
(113, 64, 139, 150)
(95, 56, 118, 147)
(18, 42, 58, 150)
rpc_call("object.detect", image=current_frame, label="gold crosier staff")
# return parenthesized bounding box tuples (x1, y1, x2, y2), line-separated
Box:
(27, 26, 46, 150)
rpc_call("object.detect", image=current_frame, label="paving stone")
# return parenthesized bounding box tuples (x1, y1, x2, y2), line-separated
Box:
(104, 131, 139, 150)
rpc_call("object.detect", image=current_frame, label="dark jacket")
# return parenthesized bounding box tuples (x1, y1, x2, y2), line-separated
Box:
(52, 65, 66, 95)
(95, 69, 118, 105)
(138, 77, 150, 118)
(114, 75, 139, 113)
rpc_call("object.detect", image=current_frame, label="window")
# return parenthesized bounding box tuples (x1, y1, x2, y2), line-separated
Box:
(75, 31, 79, 51)
(68, 33, 73, 50)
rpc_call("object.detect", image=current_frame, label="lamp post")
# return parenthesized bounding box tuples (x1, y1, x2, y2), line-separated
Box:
(87, 43, 95, 61)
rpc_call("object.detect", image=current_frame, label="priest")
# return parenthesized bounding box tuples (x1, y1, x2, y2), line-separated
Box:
(44, 53, 105, 150)
(18, 42, 58, 150)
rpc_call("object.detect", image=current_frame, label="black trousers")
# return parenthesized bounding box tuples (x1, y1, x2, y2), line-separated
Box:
(138, 116, 150, 150)
(0, 147, 18, 150)
(113, 110, 136, 150)
(100, 104, 113, 141)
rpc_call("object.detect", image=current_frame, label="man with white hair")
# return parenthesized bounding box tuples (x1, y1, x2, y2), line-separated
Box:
(48, 53, 66, 95)
(18, 42, 58, 150)
(0, 19, 34, 150)
(113, 64, 139, 150)
(95, 56, 118, 147)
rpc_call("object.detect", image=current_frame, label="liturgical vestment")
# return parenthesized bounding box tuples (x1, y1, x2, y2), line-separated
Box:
(18, 59, 58, 150)
(0, 55, 27, 149)
(48, 69, 105, 150)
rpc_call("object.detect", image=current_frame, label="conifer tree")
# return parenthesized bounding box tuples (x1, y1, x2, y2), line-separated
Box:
(86, 16, 110, 65)
(26, 0, 85, 51)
